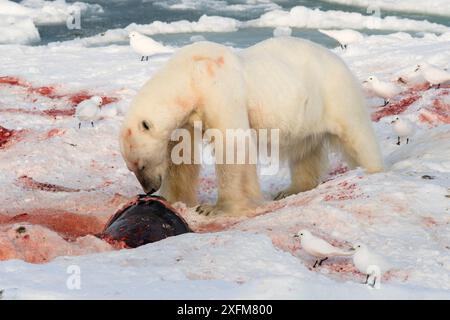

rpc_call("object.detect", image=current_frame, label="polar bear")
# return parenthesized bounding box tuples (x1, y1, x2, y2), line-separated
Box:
(120, 37, 383, 216)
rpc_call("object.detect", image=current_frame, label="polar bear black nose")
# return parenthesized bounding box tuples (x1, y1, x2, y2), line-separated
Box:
(134, 170, 162, 195)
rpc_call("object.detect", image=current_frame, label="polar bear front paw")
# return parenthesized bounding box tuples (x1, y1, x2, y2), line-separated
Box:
(196, 204, 223, 217)
(274, 188, 298, 200)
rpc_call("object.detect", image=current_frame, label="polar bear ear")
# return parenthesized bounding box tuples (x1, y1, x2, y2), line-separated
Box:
(140, 120, 152, 131)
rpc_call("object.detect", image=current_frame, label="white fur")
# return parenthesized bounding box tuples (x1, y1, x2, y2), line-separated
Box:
(120, 37, 384, 216)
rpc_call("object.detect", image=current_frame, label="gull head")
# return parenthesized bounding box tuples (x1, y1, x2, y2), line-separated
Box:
(391, 116, 400, 124)
(129, 31, 141, 39)
(90, 96, 103, 106)
(415, 62, 429, 72)
(363, 75, 378, 84)
(294, 229, 312, 239)
(352, 242, 367, 252)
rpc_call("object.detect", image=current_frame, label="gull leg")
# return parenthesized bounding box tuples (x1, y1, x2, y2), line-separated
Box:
(91, 121, 94, 128)
(313, 260, 319, 268)
(364, 274, 370, 284)
(146, 56, 149, 61)
(344, 44, 347, 49)
(78, 122, 81, 129)
(383, 99, 389, 106)
(369, 276, 377, 288)
(406, 137, 409, 144)
(397, 136, 400, 145)
(318, 257, 328, 266)
(141, 56, 144, 61)
(437, 83, 441, 89)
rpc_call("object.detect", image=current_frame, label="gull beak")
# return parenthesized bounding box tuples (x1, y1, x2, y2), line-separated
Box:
(293, 234, 299, 238)
(414, 67, 419, 72)
(350, 247, 356, 251)
(362, 80, 368, 83)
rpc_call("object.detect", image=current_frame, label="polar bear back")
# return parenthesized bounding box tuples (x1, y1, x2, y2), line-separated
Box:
(238, 37, 365, 137)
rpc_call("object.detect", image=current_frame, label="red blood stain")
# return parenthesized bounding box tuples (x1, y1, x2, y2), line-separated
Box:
(430, 99, 450, 123)
(422, 217, 438, 228)
(419, 99, 450, 126)
(100, 234, 129, 249)
(69, 92, 92, 105)
(419, 111, 435, 125)
(42, 108, 76, 117)
(371, 94, 420, 122)
(0, 75, 119, 117)
(328, 164, 349, 178)
(27, 86, 59, 98)
(324, 181, 360, 201)
(0, 76, 24, 86)
(0, 126, 27, 149)
(45, 128, 66, 139)
(101, 96, 119, 105)
(0, 210, 106, 240)
(16, 175, 81, 193)
(0, 126, 16, 148)
(407, 82, 431, 92)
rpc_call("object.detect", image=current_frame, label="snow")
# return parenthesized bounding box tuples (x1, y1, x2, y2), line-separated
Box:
(50, 6, 450, 48)
(246, 5, 450, 33)
(59, 14, 241, 47)
(0, 0, 103, 25)
(1, 30, 450, 298)
(0, 15, 40, 45)
(21, 0, 104, 26)
(322, 0, 450, 17)
(151, 0, 280, 12)
(0, 0, 103, 44)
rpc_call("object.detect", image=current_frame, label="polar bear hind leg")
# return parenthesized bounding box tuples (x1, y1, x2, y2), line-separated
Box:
(274, 135, 327, 200)
(327, 104, 384, 174)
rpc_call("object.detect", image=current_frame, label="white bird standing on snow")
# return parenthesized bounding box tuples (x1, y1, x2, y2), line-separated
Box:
(129, 31, 172, 61)
(415, 62, 450, 89)
(391, 116, 415, 145)
(75, 96, 103, 129)
(318, 29, 364, 49)
(352, 243, 391, 287)
(363, 75, 402, 106)
(294, 229, 354, 268)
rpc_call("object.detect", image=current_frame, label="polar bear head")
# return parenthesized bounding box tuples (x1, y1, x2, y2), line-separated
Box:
(119, 61, 198, 194)
(120, 110, 169, 194)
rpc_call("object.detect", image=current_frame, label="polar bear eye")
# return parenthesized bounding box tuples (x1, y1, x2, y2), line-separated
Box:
(141, 120, 151, 131)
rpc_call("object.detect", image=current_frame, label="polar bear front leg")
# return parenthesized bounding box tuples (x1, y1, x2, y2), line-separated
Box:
(159, 161, 200, 207)
(274, 144, 326, 200)
(159, 126, 200, 207)
(196, 163, 262, 216)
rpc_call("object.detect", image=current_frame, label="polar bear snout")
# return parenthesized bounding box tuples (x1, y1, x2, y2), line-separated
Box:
(134, 168, 162, 195)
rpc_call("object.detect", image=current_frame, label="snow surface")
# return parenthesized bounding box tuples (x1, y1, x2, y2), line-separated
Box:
(0, 15, 40, 45)
(245, 5, 450, 33)
(322, 0, 450, 17)
(151, 0, 280, 13)
(2, 2, 450, 45)
(0, 0, 103, 44)
(53, 8, 450, 49)
(0, 31, 450, 299)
